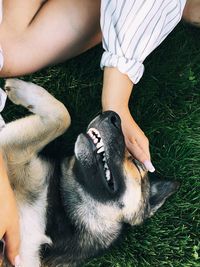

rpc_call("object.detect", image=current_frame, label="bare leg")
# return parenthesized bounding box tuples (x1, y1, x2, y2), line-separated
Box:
(1, 0, 45, 33)
(182, 0, 200, 27)
(0, 0, 101, 77)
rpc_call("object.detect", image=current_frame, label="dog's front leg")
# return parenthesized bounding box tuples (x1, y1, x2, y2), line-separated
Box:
(0, 79, 71, 159)
(0, 79, 70, 267)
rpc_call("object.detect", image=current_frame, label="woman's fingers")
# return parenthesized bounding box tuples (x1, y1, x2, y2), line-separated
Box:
(126, 137, 155, 172)
(5, 225, 21, 267)
(120, 110, 155, 172)
(0, 152, 21, 266)
(125, 135, 148, 161)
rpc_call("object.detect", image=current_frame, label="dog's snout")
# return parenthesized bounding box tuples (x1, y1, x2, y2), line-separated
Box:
(102, 111, 121, 129)
(109, 113, 121, 129)
(88, 111, 122, 131)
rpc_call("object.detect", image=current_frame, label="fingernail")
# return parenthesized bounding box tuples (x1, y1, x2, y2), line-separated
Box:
(143, 160, 155, 173)
(14, 255, 21, 267)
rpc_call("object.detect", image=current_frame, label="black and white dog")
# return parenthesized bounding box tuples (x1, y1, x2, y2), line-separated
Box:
(1, 79, 178, 267)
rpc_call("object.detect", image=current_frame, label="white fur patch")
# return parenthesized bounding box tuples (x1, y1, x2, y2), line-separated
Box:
(19, 187, 51, 267)
(74, 185, 122, 248)
(121, 172, 142, 225)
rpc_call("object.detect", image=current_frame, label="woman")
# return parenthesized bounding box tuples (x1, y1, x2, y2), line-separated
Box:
(0, 0, 199, 266)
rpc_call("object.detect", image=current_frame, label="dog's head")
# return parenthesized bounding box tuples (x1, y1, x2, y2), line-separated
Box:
(63, 111, 179, 248)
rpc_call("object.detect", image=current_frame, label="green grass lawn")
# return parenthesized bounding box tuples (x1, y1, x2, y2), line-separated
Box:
(1, 22, 200, 267)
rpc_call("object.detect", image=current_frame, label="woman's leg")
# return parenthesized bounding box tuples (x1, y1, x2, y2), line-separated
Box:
(0, 0, 101, 77)
(182, 0, 200, 27)
(1, 0, 45, 33)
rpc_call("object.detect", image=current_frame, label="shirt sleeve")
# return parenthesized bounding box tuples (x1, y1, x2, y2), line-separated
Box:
(100, 0, 187, 84)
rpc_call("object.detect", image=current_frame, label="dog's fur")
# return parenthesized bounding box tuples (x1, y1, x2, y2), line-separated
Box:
(0, 79, 179, 267)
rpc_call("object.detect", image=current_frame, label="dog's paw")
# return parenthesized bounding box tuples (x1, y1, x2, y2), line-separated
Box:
(4, 79, 70, 125)
(4, 78, 53, 112)
(5, 78, 27, 105)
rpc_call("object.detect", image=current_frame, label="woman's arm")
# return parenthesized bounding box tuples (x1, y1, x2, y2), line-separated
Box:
(102, 67, 155, 172)
(100, 0, 186, 170)
(0, 153, 21, 266)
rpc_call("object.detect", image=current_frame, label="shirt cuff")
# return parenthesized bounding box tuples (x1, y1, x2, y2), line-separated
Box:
(100, 51, 144, 84)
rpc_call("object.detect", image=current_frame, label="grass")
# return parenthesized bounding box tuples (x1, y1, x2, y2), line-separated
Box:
(1, 22, 200, 267)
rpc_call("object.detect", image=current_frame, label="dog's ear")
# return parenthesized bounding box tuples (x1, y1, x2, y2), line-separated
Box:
(148, 175, 180, 217)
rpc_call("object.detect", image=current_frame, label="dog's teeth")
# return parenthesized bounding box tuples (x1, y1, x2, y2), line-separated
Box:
(87, 129, 95, 139)
(87, 130, 93, 138)
(104, 163, 108, 169)
(96, 143, 102, 149)
(96, 140, 103, 149)
(97, 146, 104, 154)
(105, 169, 111, 181)
(96, 131, 101, 138)
(93, 128, 100, 137)
(88, 128, 101, 137)
(94, 138, 98, 144)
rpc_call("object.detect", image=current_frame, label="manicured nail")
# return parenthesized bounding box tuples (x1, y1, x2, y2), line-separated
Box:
(143, 160, 155, 173)
(14, 255, 21, 267)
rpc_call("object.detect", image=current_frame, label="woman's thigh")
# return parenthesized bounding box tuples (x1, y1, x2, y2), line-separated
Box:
(1, 0, 45, 33)
(0, 0, 101, 77)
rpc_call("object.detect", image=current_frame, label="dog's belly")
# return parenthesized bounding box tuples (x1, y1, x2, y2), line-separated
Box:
(6, 157, 53, 266)
(18, 186, 51, 267)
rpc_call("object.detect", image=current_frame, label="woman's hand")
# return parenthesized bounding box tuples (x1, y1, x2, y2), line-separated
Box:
(0, 152, 21, 266)
(102, 67, 155, 172)
(115, 106, 155, 171)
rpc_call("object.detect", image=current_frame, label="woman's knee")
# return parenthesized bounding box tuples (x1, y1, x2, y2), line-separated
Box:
(0, 24, 31, 77)
(0, 39, 30, 77)
(0, 39, 42, 78)
(183, 0, 200, 27)
(0, 0, 102, 77)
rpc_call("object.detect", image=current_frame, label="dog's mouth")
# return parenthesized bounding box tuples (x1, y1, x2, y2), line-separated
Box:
(87, 127, 115, 191)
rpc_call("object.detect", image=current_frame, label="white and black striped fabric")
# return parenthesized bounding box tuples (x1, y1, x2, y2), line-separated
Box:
(100, 0, 186, 84)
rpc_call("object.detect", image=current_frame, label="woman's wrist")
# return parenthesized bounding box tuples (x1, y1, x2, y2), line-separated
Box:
(102, 67, 133, 111)
(101, 67, 154, 172)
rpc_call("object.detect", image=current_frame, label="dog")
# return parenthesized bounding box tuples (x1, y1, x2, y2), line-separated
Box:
(0, 79, 179, 267)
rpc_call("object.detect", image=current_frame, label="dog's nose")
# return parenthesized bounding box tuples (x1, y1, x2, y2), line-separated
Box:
(103, 111, 121, 129)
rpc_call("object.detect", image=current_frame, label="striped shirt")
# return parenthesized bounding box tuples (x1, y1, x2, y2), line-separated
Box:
(100, 0, 187, 84)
